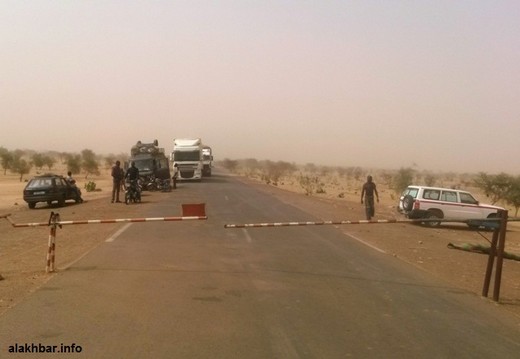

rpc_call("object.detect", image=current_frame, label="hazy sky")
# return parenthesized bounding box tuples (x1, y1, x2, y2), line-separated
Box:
(1, 1, 519, 173)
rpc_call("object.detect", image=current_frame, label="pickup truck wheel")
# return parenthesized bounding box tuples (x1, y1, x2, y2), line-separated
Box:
(402, 195, 414, 212)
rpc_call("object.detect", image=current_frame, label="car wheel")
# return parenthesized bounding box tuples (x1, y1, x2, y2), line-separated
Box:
(402, 195, 414, 212)
(58, 196, 65, 207)
(424, 210, 442, 227)
(28, 202, 36, 209)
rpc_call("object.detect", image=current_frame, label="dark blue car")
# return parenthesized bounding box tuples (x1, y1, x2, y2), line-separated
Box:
(23, 174, 82, 209)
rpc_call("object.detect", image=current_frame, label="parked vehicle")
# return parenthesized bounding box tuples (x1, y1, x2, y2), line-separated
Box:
(125, 179, 141, 204)
(128, 140, 171, 190)
(23, 174, 83, 209)
(398, 185, 504, 228)
(171, 138, 203, 180)
(202, 146, 213, 177)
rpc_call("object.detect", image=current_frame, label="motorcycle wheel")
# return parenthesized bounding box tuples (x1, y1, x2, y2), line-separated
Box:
(125, 192, 130, 205)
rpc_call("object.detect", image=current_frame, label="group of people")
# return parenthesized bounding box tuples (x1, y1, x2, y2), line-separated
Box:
(110, 161, 179, 202)
(110, 160, 140, 203)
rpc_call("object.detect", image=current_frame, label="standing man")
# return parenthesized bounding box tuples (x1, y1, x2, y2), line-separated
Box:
(172, 163, 178, 189)
(111, 160, 124, 203)
(361, 175, 379, 220)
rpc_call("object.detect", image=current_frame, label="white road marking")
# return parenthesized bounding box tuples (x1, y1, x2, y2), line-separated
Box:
(106, 223, 132, 242)
(339, 228, 386, 253)
(242, 228, 252, 243)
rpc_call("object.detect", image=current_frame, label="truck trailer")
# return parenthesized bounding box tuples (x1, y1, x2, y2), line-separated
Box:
(171, 138, 203, 180)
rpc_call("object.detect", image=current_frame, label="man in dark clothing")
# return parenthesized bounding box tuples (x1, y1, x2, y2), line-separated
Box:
(125, 161, 139, 181)
(111, 160, 124, 203)
(361, 175, 379, 220)
(66, 171, 83, 203)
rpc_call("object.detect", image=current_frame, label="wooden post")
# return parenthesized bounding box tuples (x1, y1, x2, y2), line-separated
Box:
(482, 227, 500, 297)
(493, 210, 508, 301)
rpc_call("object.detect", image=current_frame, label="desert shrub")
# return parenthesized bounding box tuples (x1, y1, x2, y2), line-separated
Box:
(262, 160, 296, 186)
(391, 167, 415, 194)
(220, 158, 238, 172)
(424, 173, 437, 187)
(298, 174, 325, 195)
(84, 181, 97, 192)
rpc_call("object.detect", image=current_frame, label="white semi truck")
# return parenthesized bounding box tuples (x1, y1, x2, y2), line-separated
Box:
(202, 146, 213, 177)
(171, 138, 203, 180)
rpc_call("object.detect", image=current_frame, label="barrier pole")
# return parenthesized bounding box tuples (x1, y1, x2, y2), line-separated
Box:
(493, 210, 509, 301)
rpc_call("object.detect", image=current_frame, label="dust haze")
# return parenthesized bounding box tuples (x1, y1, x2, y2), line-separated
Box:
(1, 2, 519, 174)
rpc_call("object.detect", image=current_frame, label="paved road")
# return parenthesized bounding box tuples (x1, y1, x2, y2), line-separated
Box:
(1, 172, 520, 358)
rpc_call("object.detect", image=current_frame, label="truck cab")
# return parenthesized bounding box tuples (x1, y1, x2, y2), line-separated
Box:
(171, 138, 203, 180)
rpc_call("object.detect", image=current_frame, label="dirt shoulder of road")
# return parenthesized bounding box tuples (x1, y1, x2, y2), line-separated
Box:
(1, 172, 520, 318)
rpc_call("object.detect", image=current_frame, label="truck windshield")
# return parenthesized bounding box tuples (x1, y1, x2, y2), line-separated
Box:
(174, 151, 200, 161)
(134, 159, 154, 172)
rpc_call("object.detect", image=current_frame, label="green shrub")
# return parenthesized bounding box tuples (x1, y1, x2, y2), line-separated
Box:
(84, 181, 97, 192)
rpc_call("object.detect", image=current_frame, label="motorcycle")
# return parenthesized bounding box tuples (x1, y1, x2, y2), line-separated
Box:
(125, 179, 141, 204)
(140, 175, 171, 192)
(158, 178, 171, 192)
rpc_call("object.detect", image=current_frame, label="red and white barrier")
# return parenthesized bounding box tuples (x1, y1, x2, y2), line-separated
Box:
(225, 218, 413, 228)
(223, 217, 510, 228)
(6, 215, 207, 228)
(2, 203, 207, 273)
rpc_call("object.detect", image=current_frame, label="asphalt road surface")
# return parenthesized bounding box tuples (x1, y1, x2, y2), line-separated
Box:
(1, 171, 520, 358)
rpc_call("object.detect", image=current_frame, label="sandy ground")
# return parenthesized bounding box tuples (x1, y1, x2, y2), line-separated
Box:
(1, 167, 520, 319)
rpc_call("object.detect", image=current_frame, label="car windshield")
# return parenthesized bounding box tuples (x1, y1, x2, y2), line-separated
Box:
(27, 178, 53, 188)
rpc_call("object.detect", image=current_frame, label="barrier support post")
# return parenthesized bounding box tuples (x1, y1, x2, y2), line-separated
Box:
(482, 226, 499, 298)
(45, 212, 61, 273)
(493, 210, 508, 301)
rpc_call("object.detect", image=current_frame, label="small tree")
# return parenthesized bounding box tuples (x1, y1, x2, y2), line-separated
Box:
(392, 167, 415, 194)
(43, 155, 56, 171)
(104, 155, 116, 170)
(32, 153, 46, 170)
(81, 149, 100, 178)
(11, 157, 32, 182)
(0, 147, 13, 175)
(66, 154, 82, 175)
(474, 172, 513, 204)
(506, 177, 520, 217)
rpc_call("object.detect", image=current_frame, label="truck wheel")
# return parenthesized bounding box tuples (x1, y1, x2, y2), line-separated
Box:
(423, 210, 442, 227)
